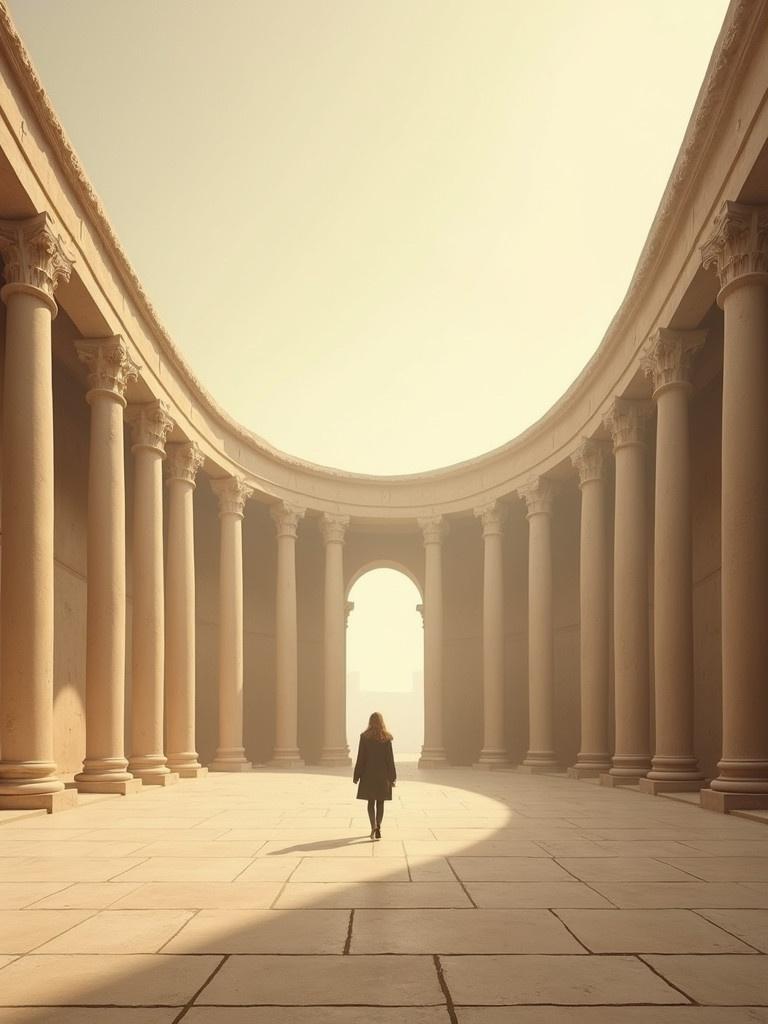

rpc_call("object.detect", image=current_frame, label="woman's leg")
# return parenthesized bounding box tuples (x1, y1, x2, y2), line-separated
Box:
(367, 800, 376, 830)
(375, 800, 385, 827)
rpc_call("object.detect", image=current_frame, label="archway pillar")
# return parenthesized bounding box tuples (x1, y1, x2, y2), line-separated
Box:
(418, 515, 448, 767)
(320, 513, 352, 766)
(701, 202, 768, 812)
(473, 501, 508, 767)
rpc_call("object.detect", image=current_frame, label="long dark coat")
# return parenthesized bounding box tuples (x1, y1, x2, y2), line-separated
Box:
(353, 733, 396, 801)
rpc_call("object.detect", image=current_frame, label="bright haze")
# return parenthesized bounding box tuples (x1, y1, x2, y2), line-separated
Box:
(9, 0, 728, 474)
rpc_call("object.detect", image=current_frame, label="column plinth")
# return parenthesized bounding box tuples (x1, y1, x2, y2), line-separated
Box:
(418, 516, 448, 768)
(165, 442, 207, 778)
(568, 439, 612, 779)
(0, 214, 77, 812)
(209, 476, 253, 771)
(473, 502, 508, 768)
(320, 514, 352, 766)
(700, 202, 768, 811)
(73, 337, 142, 795)
(601, 398, 652, 786)
(127, 401, 179, 786)
(269, 503, 306, 767)
(519, 479, 558, 772)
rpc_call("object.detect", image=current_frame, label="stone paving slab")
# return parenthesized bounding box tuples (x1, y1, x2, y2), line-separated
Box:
(466, 880, 613, 907)
(455, 1009, 768, 1023)
(0, 908, 94, 953)
(185, 1010, 449, 1024)
(0, 1011, 179, 1023)
(591, 881, 768, 908)
(449, 856, 573, 881)
(276, 880, 472, 908)
(197, 953, 444, 1005)
(556, 857, 699, 881)
(111, 881, 284, 909)
(442, 953, 688, 1005)
(643, 954, 768, 1004)
(662, 858, 768, 881)
(697, 909, 768, 951)
(555, 908, 755, 953)
(36, 908, 195, 953)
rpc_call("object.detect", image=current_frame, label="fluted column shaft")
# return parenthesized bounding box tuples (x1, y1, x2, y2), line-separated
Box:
(474, 502, 507, 766)
(602, 399, 652, 784)
(701, 202, 768, 811)
(128, 402, 177, 785)
(520, 480, 558, 771)
(210, 476, 253, 771)
(320, 514, 351, 765)
(641, 330, 705, 794)
(270, 503, 305, 766)
(165, 443, 206, 778)
(75, 337, 141, 795)
(569, 440, 611, 777)
(0, 214, 75, 811)
(418, 516, 448, 767)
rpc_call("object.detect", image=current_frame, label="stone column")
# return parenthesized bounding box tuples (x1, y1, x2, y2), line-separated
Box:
(165, 442, 207, 778)
(473, 501, 507, 767)
(418, 515, 448, 767)
(519, 478, 558, 772)
(127, 401, 178, 786)
(319, 513, 351, 766)
(270, 502, 306, 766)
(209, 476, 253, 771)
(74, 337, 141, 795)
(640, 329, 706, 795)
(568, 439, 612, 779)
(601, 398, 652, 785)
(0, 214, 76, 812)
(701, 202, 768, 812)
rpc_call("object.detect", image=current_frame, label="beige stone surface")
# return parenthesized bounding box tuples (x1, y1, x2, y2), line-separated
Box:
(662, 857, 768, 881)
(0, 909, 93, 953)
(164, 908, 349, 953)
(466, 881, 612, 908)
(0, 882, 70, 908)
(450, 856, 572, 881)
(291, 856, 409, 881)
(111, 881, 283, 909)
(442, 953, 687, 1005)
(557, 856, 700, 881)
(185, 1011, 448, 1024)
(277, 880, 472, 908)
(591, 881, 768, 908)
(455, 1010, 768, 1023)
(29, 882, 144, 908)
(0, 1013, 179, 1024)
(36, 909, 194, 953)
(197, 954, 444, 1005)
(643, 954, 768, 1005)
(114, 857, 253, 882)
(698, 909, 768, 952)
(555, 908, 754, 953)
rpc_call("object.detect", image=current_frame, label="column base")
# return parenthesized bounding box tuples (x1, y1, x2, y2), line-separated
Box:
(175, 766, 209, 779)
(319, 747, 351, 767)
(600, 772, 641, 788)
(568, 765, 609, 779)
(473, 749, 508, 769)
(701, 787, 768, 814)
(518, 763, 560, 774)
(0, 788, 78, 813)
(75, 777, 143, 795)
(418, 748, 449, 768)
(209, 760, 253, 773)
(133, 771, 179, 787)
(521, 751, 559, 773)
(268, 749, 305, 768)
(639, 777, 704, 795)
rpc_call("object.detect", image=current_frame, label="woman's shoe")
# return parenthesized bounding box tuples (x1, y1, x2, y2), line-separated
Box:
(370, 829, 376, 841)
(375, 827, 381, 840)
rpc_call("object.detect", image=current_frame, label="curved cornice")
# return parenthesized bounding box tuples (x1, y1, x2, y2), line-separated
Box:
(0, 0, 763, 514)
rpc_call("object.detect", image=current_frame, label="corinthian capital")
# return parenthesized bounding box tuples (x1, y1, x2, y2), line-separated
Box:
(571, 438, 610, 487)
(127, 400, 174, 455)
(702, 201, 768, 297)
(518, 477, 556, 518)
(166, 442, 205, 486)
(75, 335, 140, 405)
(271, 501, 306, 539)
(642, 328, 706, 397)
(211, 475, 253, 518)
(474, 500, 505, 537)
(320, 513, 350, 545)
(0, 212, 74, 311)
(417, 515, 447, 545)
(603, 398, 652, 451)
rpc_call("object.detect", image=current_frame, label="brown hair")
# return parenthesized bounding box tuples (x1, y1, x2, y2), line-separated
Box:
(363, 711, 393, 743)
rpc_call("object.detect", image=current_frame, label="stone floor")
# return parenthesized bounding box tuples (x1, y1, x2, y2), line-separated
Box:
(0, 766, 767, 1022)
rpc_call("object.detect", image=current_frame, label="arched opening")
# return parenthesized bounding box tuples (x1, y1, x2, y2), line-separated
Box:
(346, 567, 424, 760)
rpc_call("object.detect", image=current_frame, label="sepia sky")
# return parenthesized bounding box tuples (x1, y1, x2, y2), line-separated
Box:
(8, 0, 729, 475)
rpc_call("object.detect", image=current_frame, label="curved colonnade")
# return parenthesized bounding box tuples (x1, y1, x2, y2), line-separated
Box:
(0, 0, 767, 815)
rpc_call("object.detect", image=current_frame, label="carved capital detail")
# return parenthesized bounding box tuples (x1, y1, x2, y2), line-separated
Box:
(603, 398, 652, 451)
(701, 201, 768, 296)
(271, 501, 306, 539)
(571, 438, 610, 487)
(75, 335, 139, 405)
(211, 475, 253, 518)
(127, 400, 174, 455)
(165, 441, 205, 486)
(642, 328, 706, 397)
(320, 513, 350, 545)
(474, 500, 505, 537)
(518, 477, 556, 518)
(0, 212, 74, 310)
(418, 515, 447, 545)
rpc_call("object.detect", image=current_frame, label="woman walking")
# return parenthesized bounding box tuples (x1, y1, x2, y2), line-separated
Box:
(353, 712, 396, 840)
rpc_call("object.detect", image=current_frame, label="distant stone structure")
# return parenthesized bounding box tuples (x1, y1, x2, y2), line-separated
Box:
(0, 1, 767, 815)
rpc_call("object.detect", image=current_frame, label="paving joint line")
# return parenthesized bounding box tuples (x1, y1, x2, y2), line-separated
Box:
(433, 953, 459, 1023)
